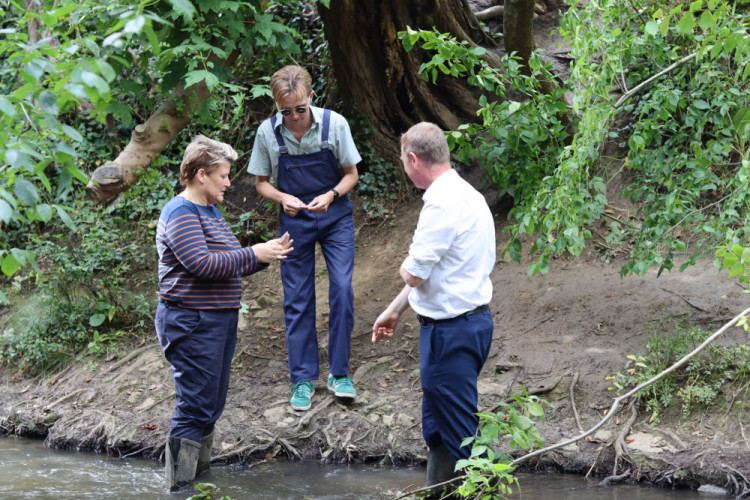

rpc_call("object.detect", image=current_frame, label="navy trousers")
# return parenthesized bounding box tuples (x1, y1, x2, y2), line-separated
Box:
(279, 196, 355, 383)
(155, 301, 238, 443)
(419, 308, 493, 461)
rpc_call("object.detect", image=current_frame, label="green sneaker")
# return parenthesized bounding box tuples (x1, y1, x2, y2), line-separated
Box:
(290, 381, 315, 411)
(327, 374, 356, 399)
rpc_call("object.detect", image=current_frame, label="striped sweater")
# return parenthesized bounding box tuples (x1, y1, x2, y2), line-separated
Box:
(156, 196, 267, 309)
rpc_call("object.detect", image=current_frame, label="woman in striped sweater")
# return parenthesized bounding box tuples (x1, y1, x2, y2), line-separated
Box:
(154, 135, 293, 491)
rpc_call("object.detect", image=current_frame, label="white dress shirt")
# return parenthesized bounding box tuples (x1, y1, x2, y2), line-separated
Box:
(402, 169, 495, 320)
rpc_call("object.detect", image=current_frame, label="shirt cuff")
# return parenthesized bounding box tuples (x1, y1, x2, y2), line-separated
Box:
(402, 255, 432, 280)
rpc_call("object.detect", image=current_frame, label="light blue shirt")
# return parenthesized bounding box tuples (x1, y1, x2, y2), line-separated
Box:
(246, 106, 362, 182)
(403, 169, 496, 320)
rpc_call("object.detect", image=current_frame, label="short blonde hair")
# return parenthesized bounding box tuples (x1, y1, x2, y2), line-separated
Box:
(270, 65, 312, 102)
(400, 122, 450, 165)
(179, 135, 238, 186)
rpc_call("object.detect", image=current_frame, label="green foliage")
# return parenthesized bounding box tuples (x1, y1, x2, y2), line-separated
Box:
(0, 168, 174, 373)
(0, 0, 312, 279)
(452, 391, 550, 499)
(188, 483, 231, 500)
(403, 0, 750, 277)
(605, 323, 750, 423)
(715, 243, 750, 330)
(715, 244, 750, 292)
(559, 0, 750, 277)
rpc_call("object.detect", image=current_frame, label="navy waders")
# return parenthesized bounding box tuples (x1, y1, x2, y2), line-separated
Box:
(419, 308, 493, 460)
(155, 300, 239, 443)
(272, 110, 355, 383)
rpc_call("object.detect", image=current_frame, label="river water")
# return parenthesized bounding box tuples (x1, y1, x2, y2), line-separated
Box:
(0, 436, 729, 499)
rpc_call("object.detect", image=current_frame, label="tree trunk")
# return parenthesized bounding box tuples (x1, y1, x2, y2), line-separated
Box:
(503, 0, 536, 71)
(85, 51, 240, 204)
(318, 0, 500, 162)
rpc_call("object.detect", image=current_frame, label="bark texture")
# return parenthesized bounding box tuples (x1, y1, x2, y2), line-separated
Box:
(318, 0, 499, 162)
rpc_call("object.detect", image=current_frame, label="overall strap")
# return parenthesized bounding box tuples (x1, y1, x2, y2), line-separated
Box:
(270, 116, 288, 154)
(320, 109, 331, 150)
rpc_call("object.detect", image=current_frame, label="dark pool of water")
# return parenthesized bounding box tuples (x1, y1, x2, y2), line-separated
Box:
(0, 437, 730, 499)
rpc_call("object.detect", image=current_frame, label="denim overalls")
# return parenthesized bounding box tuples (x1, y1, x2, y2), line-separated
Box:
(271, 110, 355, 382)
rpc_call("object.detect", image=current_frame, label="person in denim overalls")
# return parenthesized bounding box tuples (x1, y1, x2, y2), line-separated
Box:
(247, 66, 362, 411)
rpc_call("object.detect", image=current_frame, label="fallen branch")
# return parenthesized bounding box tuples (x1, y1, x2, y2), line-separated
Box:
(509, 306, 750, 468)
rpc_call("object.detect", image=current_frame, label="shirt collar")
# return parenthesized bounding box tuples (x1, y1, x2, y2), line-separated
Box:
(423, 168, 458, 201)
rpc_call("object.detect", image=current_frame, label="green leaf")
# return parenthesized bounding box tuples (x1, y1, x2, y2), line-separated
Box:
(89, 314, 106, 327)
(1, 253, 19, 278)
(35, 203, 53, 223)
(645, 21, 659, 36)
(38, 91, 59, 115)
(678, 12, 695, 34)
(14, 177, 38, 206)
(184, 70, 219, 91)
(5, 149, 31, 169)
(55, 205, 77, 231)
(124, 15, 146, 34)
(81, 71, 110, 94)
(698, 10, 714, 31)
(693, 99, 710, 110)
(0, 96, 16, 118)
(61, 124, 84, 142)
(167, 0, 196, 21)
(660, 15, 672, 35)
(0, 199, 12, 224)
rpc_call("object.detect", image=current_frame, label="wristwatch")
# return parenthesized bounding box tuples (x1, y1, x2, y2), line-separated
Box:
(331, 188, 340, 202)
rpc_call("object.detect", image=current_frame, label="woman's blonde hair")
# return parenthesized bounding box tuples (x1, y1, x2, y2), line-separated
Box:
(179, 135, 238, 186)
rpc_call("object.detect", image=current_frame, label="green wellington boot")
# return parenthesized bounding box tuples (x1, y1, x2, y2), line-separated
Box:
(425, 445, 458, 498)
(165, 436, 200, 491)
(196, 432, 214, 477)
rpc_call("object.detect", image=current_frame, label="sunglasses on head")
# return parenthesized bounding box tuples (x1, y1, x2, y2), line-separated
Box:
(277, 95, 311, 116)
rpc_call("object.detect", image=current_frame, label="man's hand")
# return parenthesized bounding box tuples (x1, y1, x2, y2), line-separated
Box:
(372, 309, 399, 343)
(281, 195, 308, 217)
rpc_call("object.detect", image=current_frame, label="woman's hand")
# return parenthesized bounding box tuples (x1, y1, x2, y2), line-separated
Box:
(254, 232, 294, 264)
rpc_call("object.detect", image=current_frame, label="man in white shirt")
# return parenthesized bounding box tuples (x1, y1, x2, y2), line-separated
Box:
(372, 122, 496, 492)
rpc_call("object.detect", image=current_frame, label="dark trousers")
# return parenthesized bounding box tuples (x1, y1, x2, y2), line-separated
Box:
(155, 301, 238, 443)
(419, 308, 493, 461)
(279, 198, 355, 383)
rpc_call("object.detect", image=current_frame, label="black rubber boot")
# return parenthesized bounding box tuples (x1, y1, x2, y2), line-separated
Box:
(196, 431, 214, 477)
(425, 445, 458, 498)
(165, 436, 200, 491)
